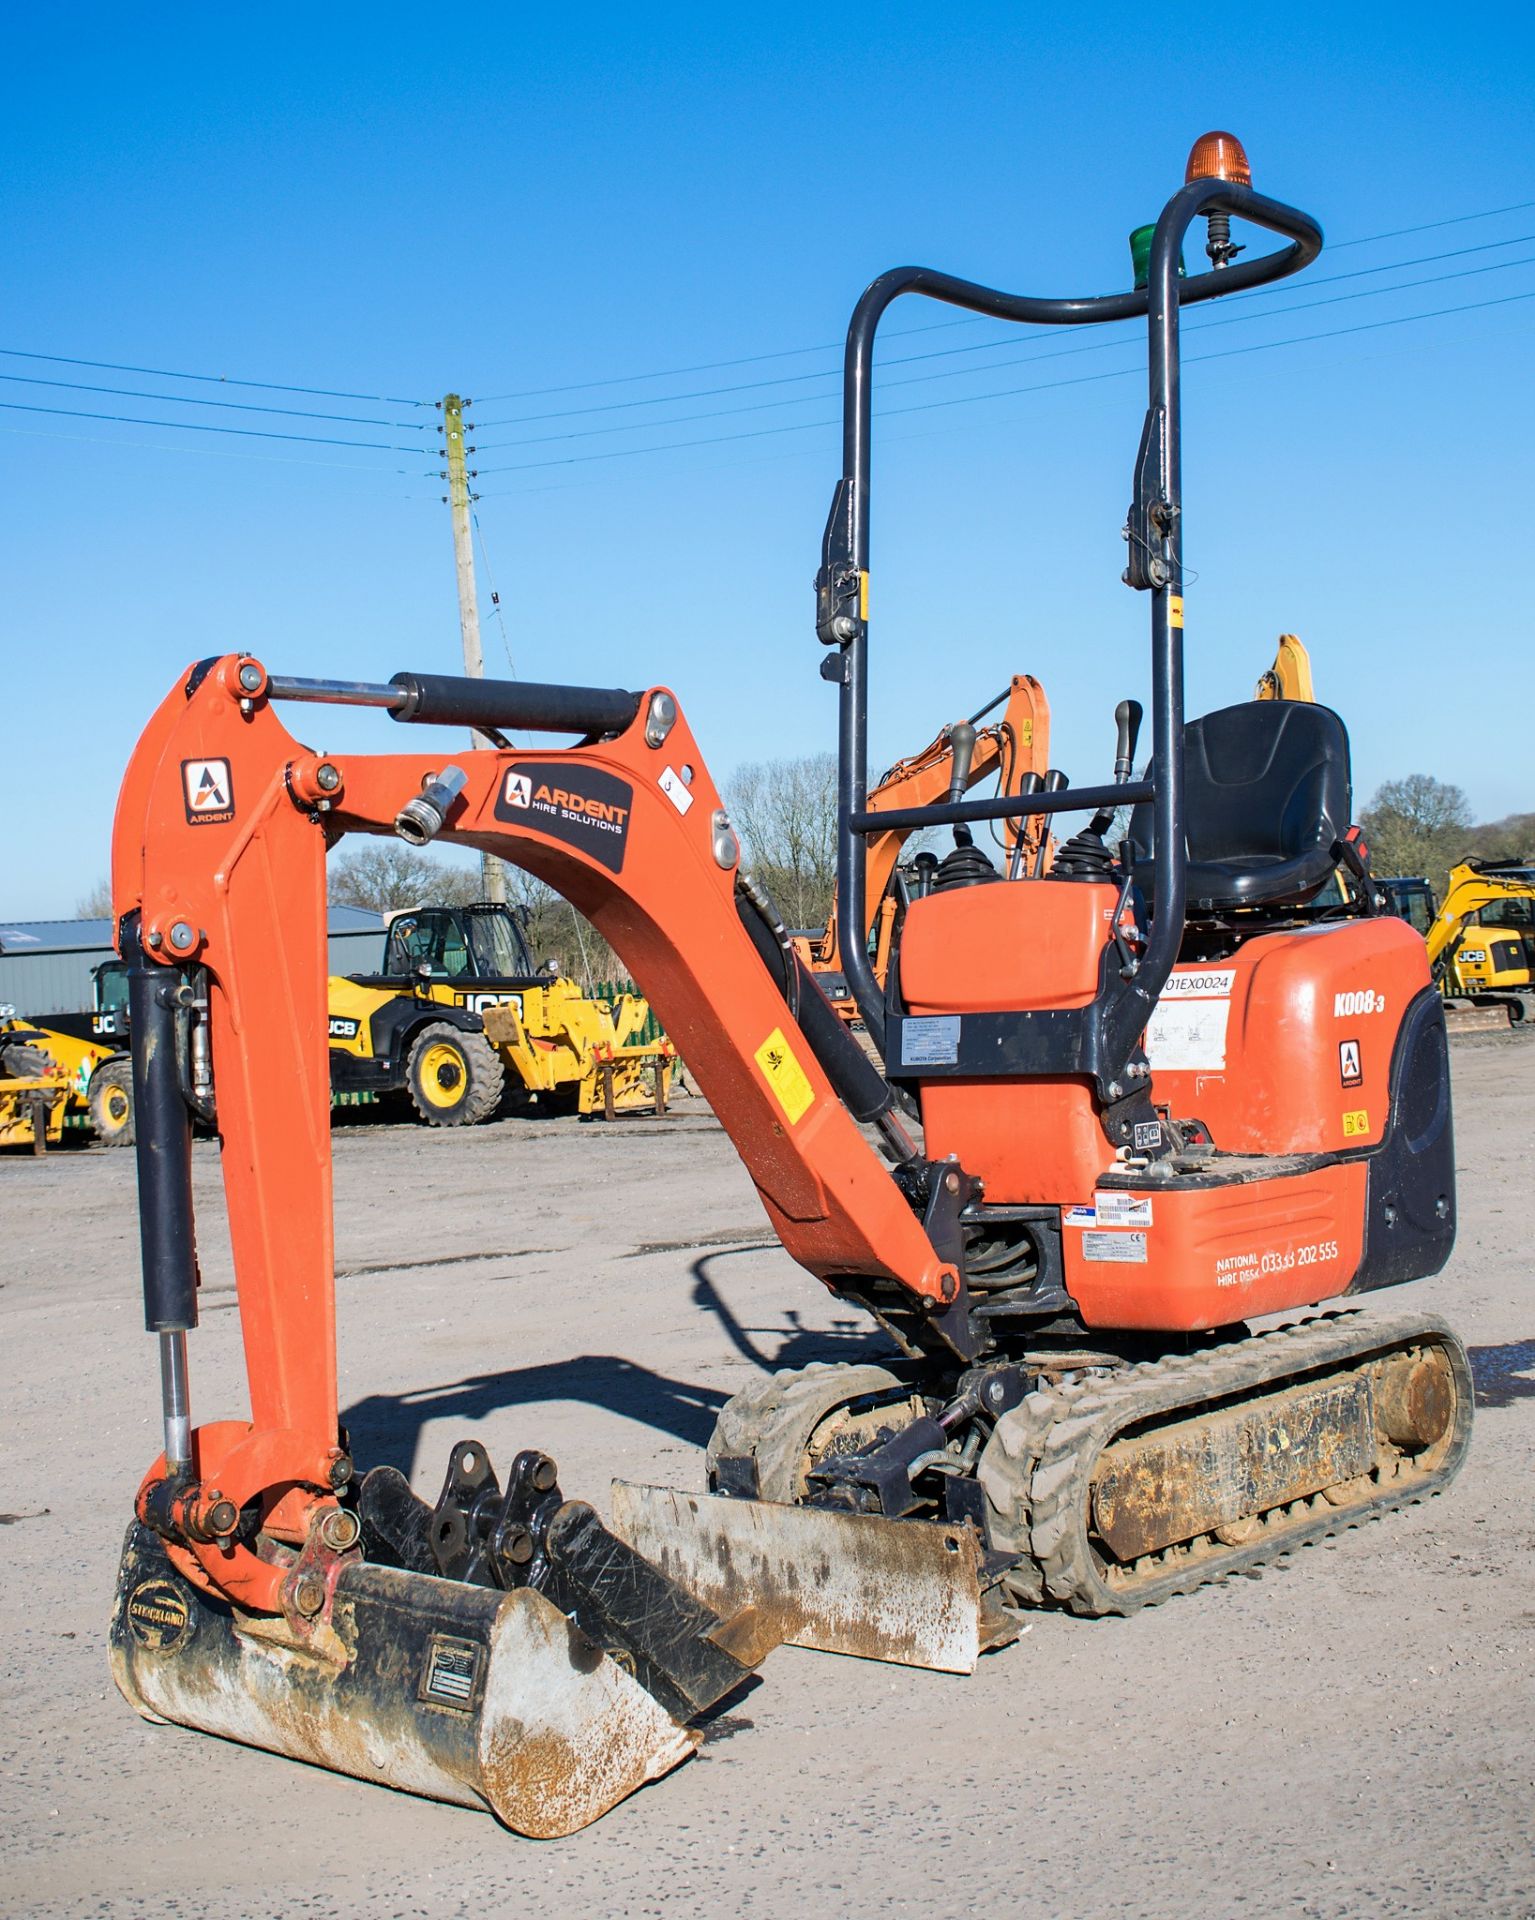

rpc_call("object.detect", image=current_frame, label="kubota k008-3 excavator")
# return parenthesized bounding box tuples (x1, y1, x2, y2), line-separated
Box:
(108, 132, 1471, 1837)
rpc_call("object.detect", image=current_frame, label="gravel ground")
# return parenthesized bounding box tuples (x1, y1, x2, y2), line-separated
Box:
(2, 1034, 1532, 1920)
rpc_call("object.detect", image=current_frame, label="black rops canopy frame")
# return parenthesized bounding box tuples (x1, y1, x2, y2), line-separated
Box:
(817, 174, 1322, 1108)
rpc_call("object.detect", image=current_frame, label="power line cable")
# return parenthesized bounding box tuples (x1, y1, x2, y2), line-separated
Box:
(471, 198, 1535, 402)
(0, 420, 421, 476)
(0, 398, 427, 452)
(0, 370, 431, 430)
(0, 345, 429, 407)
(471, 286, 1535, 485)
(473, 255, 1535, 460)
(473, 231, 1535, 432)
(470, 509, 519, 676)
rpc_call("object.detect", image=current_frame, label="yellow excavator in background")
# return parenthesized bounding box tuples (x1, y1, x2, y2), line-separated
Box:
(1380, 864, 1535, 1022)
(1253, 632, 1316, 703)
(1259, 636, 1534, 1022)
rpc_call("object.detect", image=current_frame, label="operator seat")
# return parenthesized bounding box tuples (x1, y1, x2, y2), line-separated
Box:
(1126, 699, 1352, 915)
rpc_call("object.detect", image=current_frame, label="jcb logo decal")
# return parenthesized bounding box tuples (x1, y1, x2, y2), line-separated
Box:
(328, 1016, 360, 1039)
(181, 758, 234, 826)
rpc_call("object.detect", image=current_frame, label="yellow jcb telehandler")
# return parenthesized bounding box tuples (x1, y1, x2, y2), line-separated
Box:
(328, 900, 674, 1125)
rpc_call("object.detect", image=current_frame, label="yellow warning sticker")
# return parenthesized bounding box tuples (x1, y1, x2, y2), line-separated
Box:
(858, 571, 870, 620)
(1019, 718, 1034, 746)
(755, 1027, 815, 1125)
(1341, 1109, 1371, 1137)
(1168, 594, 1185, 629)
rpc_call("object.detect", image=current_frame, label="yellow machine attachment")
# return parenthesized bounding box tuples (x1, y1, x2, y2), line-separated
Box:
(1254, 632, 1316, 702)
(0, 1026, 70, 1151)
(327, 902, 674, 1126)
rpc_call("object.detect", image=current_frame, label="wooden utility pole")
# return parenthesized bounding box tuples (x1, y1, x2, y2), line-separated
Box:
(441, 392, 505, 902)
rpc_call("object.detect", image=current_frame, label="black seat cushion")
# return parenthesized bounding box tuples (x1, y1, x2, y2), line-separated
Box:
(1127, 700, 1352, 912)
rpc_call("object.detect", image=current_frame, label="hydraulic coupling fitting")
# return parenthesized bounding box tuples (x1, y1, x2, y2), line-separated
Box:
(395, 766, 468, 845)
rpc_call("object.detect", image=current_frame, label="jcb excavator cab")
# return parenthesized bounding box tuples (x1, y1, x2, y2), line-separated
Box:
(1380, 875, 1438, 936)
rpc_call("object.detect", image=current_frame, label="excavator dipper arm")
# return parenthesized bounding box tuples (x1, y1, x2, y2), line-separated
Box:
(111, 655, 955, 1615)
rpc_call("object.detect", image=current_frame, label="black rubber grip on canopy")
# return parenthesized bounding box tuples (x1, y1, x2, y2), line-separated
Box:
(388, 672, 642, 737)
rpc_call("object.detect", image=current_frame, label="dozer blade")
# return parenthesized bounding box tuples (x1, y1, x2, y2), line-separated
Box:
(111, 1523, 698, 1839)
(610, 1482, 1018, 1674)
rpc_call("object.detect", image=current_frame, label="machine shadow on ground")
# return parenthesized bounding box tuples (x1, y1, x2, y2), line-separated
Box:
(341, 1245, 900, 1477)
(343, 1355, 731, 1476)
(689, 1246, 899, 1374)
(1468, 1340, 1535, 1407)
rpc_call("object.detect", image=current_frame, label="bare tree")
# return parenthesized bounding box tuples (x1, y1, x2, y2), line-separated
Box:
(327, 844, 482, 914)
(1464, 811, 1535, 865)
(1362, 774, 1474, 892)
(725, 753, 839, 931)
(76, 878, 115, 918)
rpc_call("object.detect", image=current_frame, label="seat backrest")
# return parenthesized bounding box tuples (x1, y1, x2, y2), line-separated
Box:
(1128, 700, 1352, 910)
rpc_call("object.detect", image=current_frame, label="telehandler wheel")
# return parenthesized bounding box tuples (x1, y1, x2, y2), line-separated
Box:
(89, 1059, 135, 1147)
(406, 1023, 505, 1127)
(0, 1040, 52, 1078)
(706, 1361, 922, 1503)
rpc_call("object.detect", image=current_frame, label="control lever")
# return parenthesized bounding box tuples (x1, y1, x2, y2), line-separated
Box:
(1007, 771, 1044, 880)
(1033, 770, 1067, 877)
(1112, 699, 1143, 785)
(1051, 699, 1144, 883)
(945, 721, 978, 803)
(946, 720, 979, 850)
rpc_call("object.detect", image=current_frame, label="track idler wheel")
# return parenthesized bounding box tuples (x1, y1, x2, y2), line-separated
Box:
(705, 1362, 917, 1502)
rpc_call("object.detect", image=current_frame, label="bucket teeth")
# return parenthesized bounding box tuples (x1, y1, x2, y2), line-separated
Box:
(358, 1446, 761, 1720)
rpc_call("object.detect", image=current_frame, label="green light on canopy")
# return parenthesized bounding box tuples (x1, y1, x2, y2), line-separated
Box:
(1129, 225, 1187, 291)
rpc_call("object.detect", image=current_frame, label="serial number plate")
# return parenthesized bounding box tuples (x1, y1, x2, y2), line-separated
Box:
(900, 1016, 961, 1067)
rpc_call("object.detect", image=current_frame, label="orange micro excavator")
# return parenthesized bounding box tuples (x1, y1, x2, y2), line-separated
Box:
(108, 131, 1470, 1837)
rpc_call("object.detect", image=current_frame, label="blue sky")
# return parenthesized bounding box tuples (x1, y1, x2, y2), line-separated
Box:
(6, 2, 1532, 916)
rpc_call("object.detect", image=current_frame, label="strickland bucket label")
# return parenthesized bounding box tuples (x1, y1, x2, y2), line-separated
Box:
(494, 763, 634, 874)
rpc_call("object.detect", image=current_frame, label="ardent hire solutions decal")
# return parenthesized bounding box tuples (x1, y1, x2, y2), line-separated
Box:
(493, 764, 634, 874)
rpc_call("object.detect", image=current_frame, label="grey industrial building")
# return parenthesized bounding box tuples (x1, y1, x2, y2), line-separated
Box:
(0, 907, 387, 1015)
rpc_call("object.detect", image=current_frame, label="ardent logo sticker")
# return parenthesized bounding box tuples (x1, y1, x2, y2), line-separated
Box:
(182, 758, 234, 825)
(493, 763, 633, 874)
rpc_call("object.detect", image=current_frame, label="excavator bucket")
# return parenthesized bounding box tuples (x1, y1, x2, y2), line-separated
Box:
(110, 1449, 771, 1838)
(610, 1483, 1018, 1674)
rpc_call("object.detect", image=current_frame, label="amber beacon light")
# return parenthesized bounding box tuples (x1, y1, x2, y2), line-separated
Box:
(1185, 129, 1253, 187)
(1185, 129, 1252, 267)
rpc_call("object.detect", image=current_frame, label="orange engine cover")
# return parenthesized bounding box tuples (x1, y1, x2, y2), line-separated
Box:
(901, 879, 1121, 1204)
(1143, 914, 1431, 1156)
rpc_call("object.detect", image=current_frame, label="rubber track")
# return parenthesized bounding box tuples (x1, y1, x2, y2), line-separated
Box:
(706, 1362, 905, 1504)
(1025, 1308, 1473, 1616)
